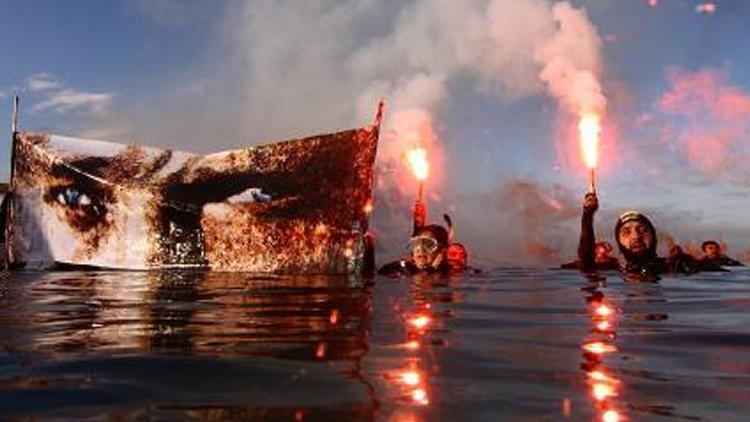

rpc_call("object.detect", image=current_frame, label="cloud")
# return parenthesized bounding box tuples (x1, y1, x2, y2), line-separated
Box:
(31, 89, 114, 115)
(25, 73, 115, 116)
(26, 73, 62, 92)
(651, 67, 750, 184)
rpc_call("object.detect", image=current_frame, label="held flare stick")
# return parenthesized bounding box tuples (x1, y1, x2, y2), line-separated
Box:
(578, 113, 601, 195)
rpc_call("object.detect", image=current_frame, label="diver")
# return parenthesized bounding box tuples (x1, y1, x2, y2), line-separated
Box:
(562, 240, 620, 271)
(666, 244, 700, 273)
(412, 198, 476, 273)
(698, 240, 743, 268)
(576, 192, 699, 277)
(378, 223, 451, 276)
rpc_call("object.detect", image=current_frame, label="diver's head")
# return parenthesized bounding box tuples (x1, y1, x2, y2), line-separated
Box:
(409, 224, 449, 270)
(594, 241, 614, 263)
(615, 212, 657, 260)
(701, 240, 720, 259)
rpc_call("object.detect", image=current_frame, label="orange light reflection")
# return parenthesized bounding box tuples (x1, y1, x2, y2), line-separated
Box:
(399, 371, 421, 386)
(409, 315, 431, 330)
(583, 342, 617, 354)
(329, 309, 339, 325)
(595, 304, 613, 317)
(592, 383, 615, 401)
(411, 388, 429, 406)
(602, 409, 620, 422)
(596, 321, 611, 331)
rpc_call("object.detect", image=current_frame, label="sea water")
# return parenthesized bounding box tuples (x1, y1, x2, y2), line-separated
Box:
(0, 269, 748, 420)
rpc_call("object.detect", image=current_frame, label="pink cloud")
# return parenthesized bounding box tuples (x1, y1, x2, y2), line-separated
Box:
(657, 68, 750, 181)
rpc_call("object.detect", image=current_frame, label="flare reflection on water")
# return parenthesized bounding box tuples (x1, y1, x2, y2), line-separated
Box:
(581, 275, 626, 421)
(0, 271, 377, 419)
(1, 269, 749, 420)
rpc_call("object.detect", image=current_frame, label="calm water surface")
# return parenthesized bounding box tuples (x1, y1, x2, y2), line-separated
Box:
(1, 269, 749, 420)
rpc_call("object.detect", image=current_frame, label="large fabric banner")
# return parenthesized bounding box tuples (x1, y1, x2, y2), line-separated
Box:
(8, 126, 378, 273)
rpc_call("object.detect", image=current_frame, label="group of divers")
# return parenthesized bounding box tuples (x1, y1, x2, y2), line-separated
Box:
(0, 191, 744, 278)
(377, 193, 744, 280)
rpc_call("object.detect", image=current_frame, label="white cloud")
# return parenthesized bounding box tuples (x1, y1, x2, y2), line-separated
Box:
(26, 73, 61, 92)
(209, 0, 603, 143)
(31, 89, 114, 114)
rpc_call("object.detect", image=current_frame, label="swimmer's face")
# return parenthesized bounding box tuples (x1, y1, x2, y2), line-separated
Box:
(704, 243, 720, 259)
(617, 221, 654, 256)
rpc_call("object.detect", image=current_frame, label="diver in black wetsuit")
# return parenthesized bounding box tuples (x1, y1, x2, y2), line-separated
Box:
(378, 224, 451, 276)
(698, 240, 744, 269)
(404, 198, 476, 274)
(576, 193, 709, 278)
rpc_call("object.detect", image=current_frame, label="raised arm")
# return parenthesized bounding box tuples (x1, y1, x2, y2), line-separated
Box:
(578, 193, 598, 271)
(412, 198, 427, 236)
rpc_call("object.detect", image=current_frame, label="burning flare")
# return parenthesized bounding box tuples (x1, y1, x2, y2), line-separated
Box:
(579, 113, 601, 170)
(406, 147, 429, 181)
(578, 113, 601, 193)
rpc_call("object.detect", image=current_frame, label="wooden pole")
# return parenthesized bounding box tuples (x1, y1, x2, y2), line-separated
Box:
(11, 95, 18, 134)
(4, 95, 19, 269)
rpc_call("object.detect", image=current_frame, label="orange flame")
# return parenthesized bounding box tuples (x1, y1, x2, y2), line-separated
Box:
(578, 113, 601, 169)
(406, 147, 429, 181)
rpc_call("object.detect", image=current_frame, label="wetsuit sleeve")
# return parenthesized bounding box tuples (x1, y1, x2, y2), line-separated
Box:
(578, 209, 596, 271)
(378, 259, 407, 276)
(722, 256, 744, 266)
(561, 260, 581, 270)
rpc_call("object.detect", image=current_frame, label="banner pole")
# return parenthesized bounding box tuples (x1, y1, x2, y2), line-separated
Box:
(373, 97, 384, 129)
(4, 95, 19, 269)
(11, 95, 18, 134)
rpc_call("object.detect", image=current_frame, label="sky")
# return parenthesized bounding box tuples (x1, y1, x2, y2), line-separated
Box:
(1, 0, 750, 266)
